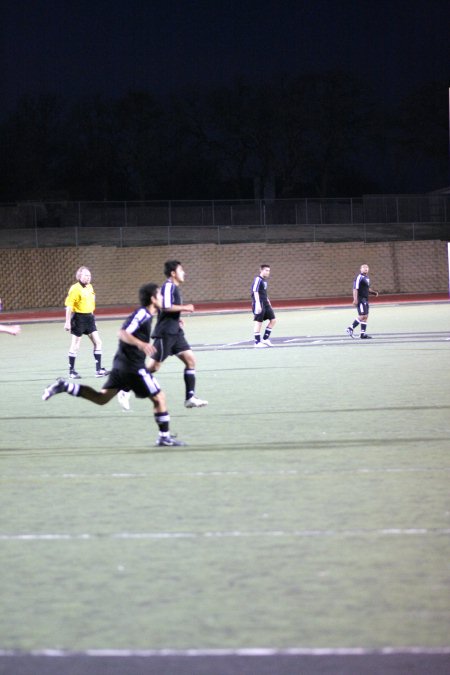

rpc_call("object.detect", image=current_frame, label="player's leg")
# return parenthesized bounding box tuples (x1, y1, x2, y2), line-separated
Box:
(88, 330, 109, 376)
(68, 334, 82, 378)
(135, 368, 186, 446)
(42, 379, 117, 404)
(147, 337, 164, 373)
(177, 349, 208, 408)
(359, 308, 370, 338)
(347, 301, 365, 338)
(262, 310, 276, 346)
(253, 319, 263, 346)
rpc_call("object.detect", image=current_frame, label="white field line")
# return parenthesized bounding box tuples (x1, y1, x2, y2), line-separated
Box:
(1, 467, 450, 480)
(1, 647, 450, 657)
(1, 528, 449, 542)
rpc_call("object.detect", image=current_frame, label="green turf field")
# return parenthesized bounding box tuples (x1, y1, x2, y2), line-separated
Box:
(1, 303, 449, 652)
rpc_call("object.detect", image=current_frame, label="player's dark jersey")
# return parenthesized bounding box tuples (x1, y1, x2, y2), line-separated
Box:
(152, 280, 183, 337)
(251, 275, 270, 313)
(112, 307, 153, 372)
(354, 273, 371, 301)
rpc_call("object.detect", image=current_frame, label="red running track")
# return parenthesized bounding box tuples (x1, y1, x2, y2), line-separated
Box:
(0, 293, 448, 323)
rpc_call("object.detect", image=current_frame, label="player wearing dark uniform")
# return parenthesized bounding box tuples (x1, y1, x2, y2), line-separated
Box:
(42, 283, 186, 447)
(148, 260, 208, 409)
(252, 264, 276, 347)
(346, 264, 379, 339)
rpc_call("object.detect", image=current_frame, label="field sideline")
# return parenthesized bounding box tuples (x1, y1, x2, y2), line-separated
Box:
(1, 299, 449, 674)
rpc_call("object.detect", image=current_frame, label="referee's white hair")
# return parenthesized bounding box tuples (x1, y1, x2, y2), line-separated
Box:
(76, 266, 90, 280)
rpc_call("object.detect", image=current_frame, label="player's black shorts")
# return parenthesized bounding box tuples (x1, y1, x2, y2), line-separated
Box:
(357, 299, 369, 316)
(103, 368, 161, 398)
(152, 332, 191, 363)
(253, 305, 276, 323)
(70, 312, 97, 336)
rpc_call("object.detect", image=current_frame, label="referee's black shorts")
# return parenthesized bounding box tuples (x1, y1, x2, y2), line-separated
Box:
(70, 312, 97, 336)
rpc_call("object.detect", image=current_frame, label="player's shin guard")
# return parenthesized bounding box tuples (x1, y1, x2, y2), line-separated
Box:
(93, 350, 102, 370)
(184, 368, 196, 399)
(155, 411, 170, 433)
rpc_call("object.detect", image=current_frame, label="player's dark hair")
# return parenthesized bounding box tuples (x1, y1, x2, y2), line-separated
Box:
(260, 264, 270, 269)
(139, 283, 159, 307)
(164, 259, 181, 277)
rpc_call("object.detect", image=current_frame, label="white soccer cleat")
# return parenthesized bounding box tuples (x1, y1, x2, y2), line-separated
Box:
(254, 342, 267, 348)
(262, 338, 274, 346)
(184, 395, 208, 408)
(117, 390, 131, 411)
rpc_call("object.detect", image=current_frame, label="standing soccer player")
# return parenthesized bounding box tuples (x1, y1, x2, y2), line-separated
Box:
(252, 264, 276, 347)
(64, 267, 109, 378)
(147, 260, 208, 408)
(43, 283, 186, 447)
(346, 263, 379, 339)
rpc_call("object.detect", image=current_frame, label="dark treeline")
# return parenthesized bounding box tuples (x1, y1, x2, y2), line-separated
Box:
(0, 72, 448, 201)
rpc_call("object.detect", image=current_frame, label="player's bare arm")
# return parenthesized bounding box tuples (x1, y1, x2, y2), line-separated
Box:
(64, 306, 73, 330)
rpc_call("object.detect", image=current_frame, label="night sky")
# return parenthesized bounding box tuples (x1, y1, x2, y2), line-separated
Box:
(3, 0, 450, 113)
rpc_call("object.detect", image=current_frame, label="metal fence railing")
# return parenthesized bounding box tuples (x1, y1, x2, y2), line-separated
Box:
(0, 196, 448, 248)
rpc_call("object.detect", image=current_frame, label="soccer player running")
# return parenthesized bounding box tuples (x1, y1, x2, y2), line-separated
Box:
(147, 260, 208, 409)
(346, 263, 379, 339)
(64, 267, 109, 378)
(42, 283, 186, 447)
(252, 264, 276, 347)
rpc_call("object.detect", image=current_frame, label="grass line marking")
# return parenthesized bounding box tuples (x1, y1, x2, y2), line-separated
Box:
(1, 467, 450, 480)
(1, 647, 450, 656)
(1, 528, 449, 542)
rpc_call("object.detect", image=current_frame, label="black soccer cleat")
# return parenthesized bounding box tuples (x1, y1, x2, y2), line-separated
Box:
(360, 334, 373, 339)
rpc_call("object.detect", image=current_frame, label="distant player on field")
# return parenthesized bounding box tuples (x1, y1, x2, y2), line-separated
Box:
(43, 283, 187, 447)
(346, 263, 379, 339)
(252, 264, 276, 347)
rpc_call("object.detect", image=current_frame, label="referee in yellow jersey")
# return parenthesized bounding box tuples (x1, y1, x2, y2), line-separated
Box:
(64, 267, 109, 378)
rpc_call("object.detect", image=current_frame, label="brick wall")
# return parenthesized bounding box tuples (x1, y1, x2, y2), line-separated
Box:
(0, 240, 448, 311)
